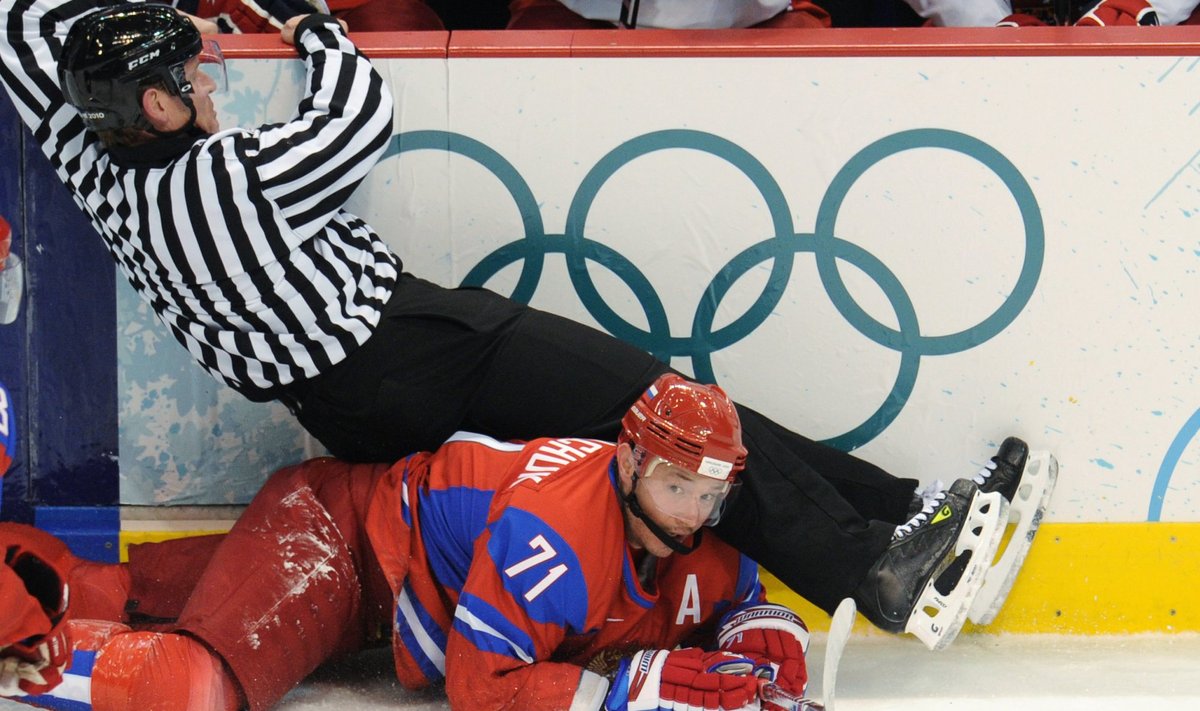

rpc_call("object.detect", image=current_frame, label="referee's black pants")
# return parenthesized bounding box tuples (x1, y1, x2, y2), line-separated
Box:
(284, 273, 915, 613)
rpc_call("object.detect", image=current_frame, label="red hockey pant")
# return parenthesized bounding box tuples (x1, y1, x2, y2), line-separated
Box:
(122, 460, 394, 711)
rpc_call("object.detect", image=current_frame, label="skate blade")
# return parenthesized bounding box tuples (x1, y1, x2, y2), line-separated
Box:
(968, 451, 1059, 625)
(906, 490, 1008, 651)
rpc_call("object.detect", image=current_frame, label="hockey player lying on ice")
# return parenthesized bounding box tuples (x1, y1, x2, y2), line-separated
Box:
(0, 374, 1056, 711)
(3, 375, 825, 711)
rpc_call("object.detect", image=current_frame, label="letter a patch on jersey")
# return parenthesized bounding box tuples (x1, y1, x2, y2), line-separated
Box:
(675, 574, 701, 625)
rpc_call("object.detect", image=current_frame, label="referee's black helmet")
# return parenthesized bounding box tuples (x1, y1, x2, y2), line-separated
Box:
(58, 3, 203, 132)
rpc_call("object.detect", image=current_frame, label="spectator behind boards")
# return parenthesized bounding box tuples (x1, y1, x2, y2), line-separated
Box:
(508, 0, 833, 28)
(172, 0, 446, 32)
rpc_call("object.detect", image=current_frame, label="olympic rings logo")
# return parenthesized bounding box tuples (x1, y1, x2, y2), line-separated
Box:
(384, 128, 1045, 451)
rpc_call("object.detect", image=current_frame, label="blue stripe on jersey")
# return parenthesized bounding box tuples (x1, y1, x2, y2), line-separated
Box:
(735, 553, 763, 604)
(453, 591, 536, 663)
(17, 696, 93, 711)
(486, 507, 589, 631)
(21, 649, 95, 711)
(394, 578, 448, 682)
(67, 649, 95, 677)
(419, 484, 495, 593)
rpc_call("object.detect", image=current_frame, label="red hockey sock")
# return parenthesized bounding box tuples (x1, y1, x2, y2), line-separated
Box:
(92, 631, 240, 711)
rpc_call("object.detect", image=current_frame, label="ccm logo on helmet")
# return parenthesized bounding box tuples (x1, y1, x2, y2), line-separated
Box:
(127, 48, 162, 71)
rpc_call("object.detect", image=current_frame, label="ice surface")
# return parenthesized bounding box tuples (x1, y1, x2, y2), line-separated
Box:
(822, 631, 1200, 711)
(3, 632, 1199, 710)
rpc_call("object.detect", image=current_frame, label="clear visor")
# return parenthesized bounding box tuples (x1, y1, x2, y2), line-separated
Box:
(197, 39, 227, 94)
(174, 39, 227, 96)
(635, 454, 735, 529)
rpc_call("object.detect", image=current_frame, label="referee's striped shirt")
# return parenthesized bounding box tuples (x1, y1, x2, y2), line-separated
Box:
(0, 0, 400, 398)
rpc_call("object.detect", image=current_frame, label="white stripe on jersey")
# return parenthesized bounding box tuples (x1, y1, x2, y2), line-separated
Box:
(443, 431, 528, 452)
(52, 672, 91, 704)
(397, 585, 447, 675)
(453, 606, 535, 664)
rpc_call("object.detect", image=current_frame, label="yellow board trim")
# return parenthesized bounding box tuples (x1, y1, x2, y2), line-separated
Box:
(763, 522, 1200, 635)
(119, 521, 1199, 635)
(119, 528, 233, 562)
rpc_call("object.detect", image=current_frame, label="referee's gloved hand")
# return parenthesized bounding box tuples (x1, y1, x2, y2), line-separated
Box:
(604, 647, 762, 711)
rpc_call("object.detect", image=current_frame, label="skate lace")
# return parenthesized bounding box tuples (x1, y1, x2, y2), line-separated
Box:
(971, 459, 998, 487)
(894, 480, 946, 540)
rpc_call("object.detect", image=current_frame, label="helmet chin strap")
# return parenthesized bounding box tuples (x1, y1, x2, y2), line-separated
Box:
(623, 475, 703, 555)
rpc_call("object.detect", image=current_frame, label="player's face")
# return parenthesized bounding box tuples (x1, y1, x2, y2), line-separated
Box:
(623, 455, 731, 557)
(638, 459, 729, 529)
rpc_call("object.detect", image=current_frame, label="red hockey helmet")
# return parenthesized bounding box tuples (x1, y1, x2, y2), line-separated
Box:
(620, 373, 747, 483)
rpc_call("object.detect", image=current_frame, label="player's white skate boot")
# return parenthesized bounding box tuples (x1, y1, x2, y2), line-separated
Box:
(967, 437, 1059, 625)
(853, 478, 1008, 651)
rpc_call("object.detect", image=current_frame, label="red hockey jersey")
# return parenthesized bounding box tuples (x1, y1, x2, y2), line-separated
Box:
(365, 432, 764, 710)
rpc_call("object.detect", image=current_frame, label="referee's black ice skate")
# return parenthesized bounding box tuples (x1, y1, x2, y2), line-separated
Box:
(972, 436, 1029, 503)
(853, 478, 1008, 651)
(967, 436, 1059, 626)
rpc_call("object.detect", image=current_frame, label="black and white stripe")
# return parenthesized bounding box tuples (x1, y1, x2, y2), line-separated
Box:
(0, 0, 400, 396)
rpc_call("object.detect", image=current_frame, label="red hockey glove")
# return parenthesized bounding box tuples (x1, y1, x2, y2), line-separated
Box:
(718, 603, 811, 706)
(1, 533, 72, 697)
(1077, 0, 1160, 25)
(605, 647, 761, 711)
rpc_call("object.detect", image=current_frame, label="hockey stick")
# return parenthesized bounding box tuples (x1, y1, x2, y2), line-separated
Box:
(821, 597, 856, 711)
(758, 597, 857, 711)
